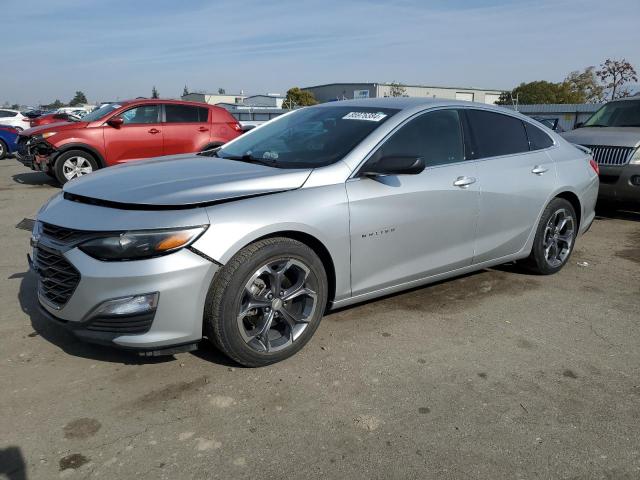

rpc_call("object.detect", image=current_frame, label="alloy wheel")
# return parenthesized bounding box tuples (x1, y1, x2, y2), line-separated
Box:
(237, 258, 318, 353)
(543, 208, 575, 268)
(62, 156, 93, 180)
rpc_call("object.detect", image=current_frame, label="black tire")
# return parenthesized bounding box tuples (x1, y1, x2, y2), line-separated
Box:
(0, 140, 7, 160)
(524, 198, 578, 275)
(204, 237, 328, 367)
(53, 149, 99, 185)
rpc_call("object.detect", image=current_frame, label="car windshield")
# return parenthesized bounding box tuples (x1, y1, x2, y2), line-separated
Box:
(81, 103, 122, 122)
(583, 100, 640, 127)
(215, 106, 398, 168)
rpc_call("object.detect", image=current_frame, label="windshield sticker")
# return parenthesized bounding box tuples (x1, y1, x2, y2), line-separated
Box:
(342, 112, 387, 122)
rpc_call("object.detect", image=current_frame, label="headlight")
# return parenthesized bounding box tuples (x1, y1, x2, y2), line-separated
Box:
(630, 147, 640, 165)
(41, 132, 57, 139)
(79, 226, 207, 261)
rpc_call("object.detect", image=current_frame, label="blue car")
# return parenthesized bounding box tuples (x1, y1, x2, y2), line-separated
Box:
(0, 125, 19, 159)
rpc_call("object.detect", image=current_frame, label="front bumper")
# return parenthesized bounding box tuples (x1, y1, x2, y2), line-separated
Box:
(32, 246, 219, 350)
(598, 164, 640, 204)
(16, 136, 57, 171)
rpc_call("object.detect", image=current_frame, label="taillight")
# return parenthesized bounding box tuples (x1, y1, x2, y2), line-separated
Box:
(589, 157, 599, 175)
(227, 122, 242, 132)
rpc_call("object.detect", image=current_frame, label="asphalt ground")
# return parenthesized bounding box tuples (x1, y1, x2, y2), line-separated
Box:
(1, 157, 639, 480)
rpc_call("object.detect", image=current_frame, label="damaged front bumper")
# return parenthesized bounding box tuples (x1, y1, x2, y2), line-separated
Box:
(16, 135, 57, 171)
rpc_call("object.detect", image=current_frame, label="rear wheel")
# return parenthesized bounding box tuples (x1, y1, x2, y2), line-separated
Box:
(204, 237, 328, 367)
(54, 150, 99, 184)
(0, 140, 7, 159)
(525, 198, 577, 275)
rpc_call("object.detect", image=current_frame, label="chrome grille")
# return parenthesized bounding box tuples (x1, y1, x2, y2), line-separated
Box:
(35, 245, 80, 307)
(584, 145, 635, 166)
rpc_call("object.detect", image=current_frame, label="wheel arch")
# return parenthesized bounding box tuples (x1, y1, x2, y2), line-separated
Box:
(217, 229, 338, 307)
(54, 143, 106, 168)
(554, 190, 582, 230)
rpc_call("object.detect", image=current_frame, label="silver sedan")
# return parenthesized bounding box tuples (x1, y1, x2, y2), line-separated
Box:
(31, 98, 599, 366)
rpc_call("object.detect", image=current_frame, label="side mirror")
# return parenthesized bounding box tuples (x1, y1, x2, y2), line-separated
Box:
(574, 122, 584, 129)
(107, 117, 124, 128)
(361, 156, 425, 177)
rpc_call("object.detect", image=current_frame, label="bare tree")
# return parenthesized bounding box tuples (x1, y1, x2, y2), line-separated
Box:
(596, 58, 638, 100)
(388, 82, 407, 97)
(564, 66, 605, 103)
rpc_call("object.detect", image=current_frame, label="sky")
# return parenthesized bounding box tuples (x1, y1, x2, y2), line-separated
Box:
(3, 0, 639, 106)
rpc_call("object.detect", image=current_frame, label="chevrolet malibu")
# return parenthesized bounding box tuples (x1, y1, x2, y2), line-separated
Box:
(30, 98, 599, 366)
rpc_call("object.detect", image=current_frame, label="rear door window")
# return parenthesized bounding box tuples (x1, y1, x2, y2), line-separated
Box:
(465, 109, 529, 158)
(524, 122, 554, 150)
(164, 104, 209, 123)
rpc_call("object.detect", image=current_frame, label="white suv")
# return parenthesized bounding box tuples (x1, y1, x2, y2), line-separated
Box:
(0, 109, 28, 131)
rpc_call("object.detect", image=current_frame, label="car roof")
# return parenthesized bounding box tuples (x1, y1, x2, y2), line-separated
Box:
(313, 97, 526, 115)
(115, 98, 214, 108)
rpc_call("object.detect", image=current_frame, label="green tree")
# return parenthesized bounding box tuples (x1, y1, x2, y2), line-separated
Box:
(69, 91, 88, 106)
(496, 80, 583, 105)
(182, 85, 189, 96)
(42, 99, 66, 110)
(597, 58, 638, 100)
(564, 67, 604, 103)
(283, 87, 318, 108)
(151, 86, 159, 99)
(388, 82, 407, 97)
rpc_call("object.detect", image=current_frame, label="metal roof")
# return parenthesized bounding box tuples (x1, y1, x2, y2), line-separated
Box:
(302, 82, 503, 92)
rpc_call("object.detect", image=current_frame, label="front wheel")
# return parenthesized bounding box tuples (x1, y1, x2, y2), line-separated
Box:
(0, 140, 7, 159)
(204, 237, 328, 367)
(525, 198, 577, 275)
(54, 150, 99, 184)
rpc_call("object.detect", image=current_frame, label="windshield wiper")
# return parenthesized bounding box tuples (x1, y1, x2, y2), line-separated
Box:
(218, 153, 277, 167)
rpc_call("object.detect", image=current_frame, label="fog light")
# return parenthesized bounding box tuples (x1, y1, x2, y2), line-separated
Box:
(92, 293, 159, 317)
(630, 175, 640, 187)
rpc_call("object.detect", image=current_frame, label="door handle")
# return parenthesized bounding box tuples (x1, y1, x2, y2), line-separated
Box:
(198, 127, 209, 132)
(148, 128, 160, 134)
(453, 176, 477, 188)
(531, 165, 548, 175)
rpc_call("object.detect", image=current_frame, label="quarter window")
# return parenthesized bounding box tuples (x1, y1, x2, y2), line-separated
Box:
(165, 104, 208, 123)
(524, 122, 554, 150)
(369, 109, 465, 168)
(121, 105, 159, 124)
(465, 109, 529, 158)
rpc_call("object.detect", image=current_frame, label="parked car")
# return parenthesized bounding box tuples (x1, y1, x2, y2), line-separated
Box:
(0, 125, 19, 159)
(0, 109, 29, 131)
(22, 109, 47, 119)
(561, 97, 640, 205)
(17, 99, 242, 184)
(29, 112, 81, 128)
(30, 98, 598, 366)
(533, 117, 564, 133)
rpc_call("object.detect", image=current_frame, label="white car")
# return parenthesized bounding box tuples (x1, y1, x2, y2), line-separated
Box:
(0, 109, 28, 131)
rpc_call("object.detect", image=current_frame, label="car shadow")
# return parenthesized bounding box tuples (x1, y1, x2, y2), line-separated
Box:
(595, 204, 640, 223)
(12, 172, 59, 188)
(0, 446, 27, 480)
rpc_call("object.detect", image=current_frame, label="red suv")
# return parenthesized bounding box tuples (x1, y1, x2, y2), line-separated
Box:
(17, 99, 242, 184)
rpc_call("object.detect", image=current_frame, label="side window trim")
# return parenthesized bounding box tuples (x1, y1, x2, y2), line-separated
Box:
(351, 107, 471, 178)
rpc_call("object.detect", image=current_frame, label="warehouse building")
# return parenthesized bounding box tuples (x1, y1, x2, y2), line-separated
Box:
(182, 92, 247, 105)
(302, 82, 503, 104)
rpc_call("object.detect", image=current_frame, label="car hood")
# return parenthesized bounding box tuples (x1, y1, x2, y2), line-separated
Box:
(22, 121, 88, 136)
(63, 154, 313, 208)
(561, 127, 640, 148)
